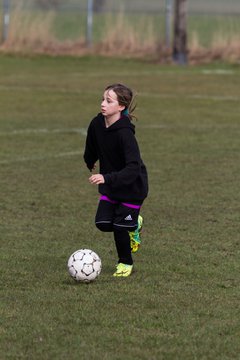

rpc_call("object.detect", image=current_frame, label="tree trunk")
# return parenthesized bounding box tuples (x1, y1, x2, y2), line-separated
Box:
(93, 0, 105, 13)
(173, 0, 188, 64)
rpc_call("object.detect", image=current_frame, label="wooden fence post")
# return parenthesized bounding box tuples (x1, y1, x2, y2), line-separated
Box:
(173, 0, 188, 64)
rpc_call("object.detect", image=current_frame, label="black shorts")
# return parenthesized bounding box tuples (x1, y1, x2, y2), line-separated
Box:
(95, 196, 141, 232)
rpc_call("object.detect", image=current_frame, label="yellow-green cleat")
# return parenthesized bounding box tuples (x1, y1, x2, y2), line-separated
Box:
(113, 263, 133, 277)
(129, 215, 143, 253)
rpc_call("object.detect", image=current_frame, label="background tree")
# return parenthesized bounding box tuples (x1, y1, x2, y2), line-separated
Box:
(93, 0, 105, 13)
(173, 0, 188, 64)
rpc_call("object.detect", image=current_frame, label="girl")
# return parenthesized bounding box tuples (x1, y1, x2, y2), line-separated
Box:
(84, 83, 148, 277)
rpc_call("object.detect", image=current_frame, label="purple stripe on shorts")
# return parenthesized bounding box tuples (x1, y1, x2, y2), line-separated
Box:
(100, 195, 118, 204)
(121, 202, 141, 209)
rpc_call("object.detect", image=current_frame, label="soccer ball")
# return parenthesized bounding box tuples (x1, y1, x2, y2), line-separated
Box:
(67, 249, 102, 283)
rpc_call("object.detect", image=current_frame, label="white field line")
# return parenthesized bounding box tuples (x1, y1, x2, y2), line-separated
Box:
(68, 69, 236, 76)
(0, 128, 87, 136)
(0, 126, 166, 137)
(0, 151, 83, 165)
(201, 69, 234, 75)
(0, 69, 235, 83)
(140, 92, 240, 102)
(1, 121, 240, 139)
(0, 83, 238, 102)
(186, 94, 239, 101)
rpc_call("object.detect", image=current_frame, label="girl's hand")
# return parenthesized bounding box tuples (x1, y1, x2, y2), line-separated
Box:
(89, 174, 105, 185)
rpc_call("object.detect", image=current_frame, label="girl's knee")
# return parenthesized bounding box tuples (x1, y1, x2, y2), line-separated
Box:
(113, 224, 135, 233)
(95, 222, 113, 232)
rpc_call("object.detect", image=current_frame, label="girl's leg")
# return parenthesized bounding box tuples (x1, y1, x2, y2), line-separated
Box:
(95, 198, 115, 232)
(113, 229, 133, 265)
(113, 203, 140, 266)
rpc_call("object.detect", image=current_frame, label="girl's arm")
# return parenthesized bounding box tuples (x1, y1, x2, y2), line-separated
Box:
(83, 123, 98, 171)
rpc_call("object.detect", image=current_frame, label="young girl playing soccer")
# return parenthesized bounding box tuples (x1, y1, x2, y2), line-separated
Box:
(84, 83, 148, 277)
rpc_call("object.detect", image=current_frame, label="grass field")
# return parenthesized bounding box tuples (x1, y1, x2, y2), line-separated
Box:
(0, 55, 240, 359)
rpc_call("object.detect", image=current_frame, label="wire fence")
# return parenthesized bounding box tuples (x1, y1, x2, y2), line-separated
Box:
(4, 0, 240, 14)
(1, 0, 240, 60)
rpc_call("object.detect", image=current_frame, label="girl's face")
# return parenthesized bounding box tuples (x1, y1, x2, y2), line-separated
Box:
(101, 89, 124, 118)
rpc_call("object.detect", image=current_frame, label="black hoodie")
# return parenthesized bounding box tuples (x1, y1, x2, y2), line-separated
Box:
(84, 113, 148, 204)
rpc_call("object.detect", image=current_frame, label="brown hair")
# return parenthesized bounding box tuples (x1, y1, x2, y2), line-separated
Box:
(105, 83, 137, 120)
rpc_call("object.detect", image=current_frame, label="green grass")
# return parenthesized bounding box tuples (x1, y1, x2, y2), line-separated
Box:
(47, 12, 240, 47)
(188, 15, 240, 47)
(1, 7, 240, 50)
(7, 0, 240, 12)
(0, 55, 240, 359)
(52, 12, 240, 46)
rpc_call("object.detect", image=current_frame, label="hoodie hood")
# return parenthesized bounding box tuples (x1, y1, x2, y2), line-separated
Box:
(97, 113, 135, 134)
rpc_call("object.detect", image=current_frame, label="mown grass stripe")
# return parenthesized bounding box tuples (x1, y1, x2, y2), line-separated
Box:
(0, 151, 83, 164)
